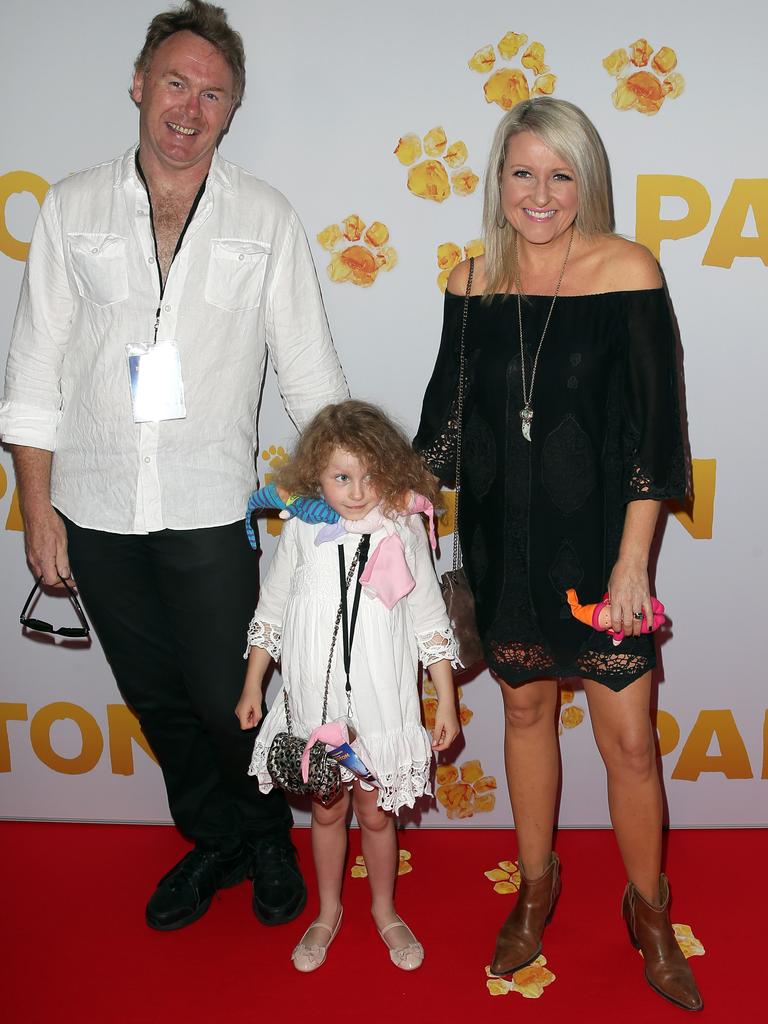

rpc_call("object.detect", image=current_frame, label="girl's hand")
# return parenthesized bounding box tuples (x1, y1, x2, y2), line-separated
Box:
(236, 645, 271, 728)
(235, 687, 263, 730)
(432, 700, 460, 751)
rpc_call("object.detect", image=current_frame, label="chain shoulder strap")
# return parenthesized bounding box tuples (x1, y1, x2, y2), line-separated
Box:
(282, 536, 367, 735)
(452, 256, 474, 571)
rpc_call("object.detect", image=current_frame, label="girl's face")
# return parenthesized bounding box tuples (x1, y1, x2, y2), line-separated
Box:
(319, 447, 380, 520)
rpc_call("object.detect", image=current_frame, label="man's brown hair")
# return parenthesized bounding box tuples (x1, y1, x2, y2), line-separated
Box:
(134, 0, 246, 107)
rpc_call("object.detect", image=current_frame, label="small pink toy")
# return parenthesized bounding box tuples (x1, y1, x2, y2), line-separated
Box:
(301, 722, 350, 783)
(566, 588, 666, 646)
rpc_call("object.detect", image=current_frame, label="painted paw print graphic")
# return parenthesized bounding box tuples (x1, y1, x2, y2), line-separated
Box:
(352, 850, 412, 878)
(468, 31, 556, 110)
(436, 240, 485, 292)
(603, 39, 684, 115)
(486, 959, 556, 999)
(436, 759, 496, 818)
(484, 859, 521, 895)
(559, 685, 585, 734)
(394, 127, 479, 203)
(317, 215, 397, 287)
(260, 446, 290, 537)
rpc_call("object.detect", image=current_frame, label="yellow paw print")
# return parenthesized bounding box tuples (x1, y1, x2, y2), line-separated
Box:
(672, 924, 705, 959)
(636, 924, 705, 960)
(261, 445, 289, 474)
(394, 127, 479, 203)
(436, 240, 485, 292)
(317, 215, 397, 287)
(484, 859, 521, 895)
(436, 759, 496, 818)
(422, 677, 473, 730)
(486, 958, 556, 999)
(603, 39, 684, 115)
(558, 686, 585, 734)
(351, 850, 412, 878)
(260, 446, 290, 537)
(468, 32, 557, 110)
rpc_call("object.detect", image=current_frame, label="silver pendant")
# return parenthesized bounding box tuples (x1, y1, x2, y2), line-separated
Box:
(520, 405, 533, 442)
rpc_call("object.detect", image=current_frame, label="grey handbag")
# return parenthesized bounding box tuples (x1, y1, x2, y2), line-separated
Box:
(439, 257, 484, 671)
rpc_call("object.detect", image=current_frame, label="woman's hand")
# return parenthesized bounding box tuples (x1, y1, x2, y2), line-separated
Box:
(609, 499, 662, 637)
(607, 558, 653, 638)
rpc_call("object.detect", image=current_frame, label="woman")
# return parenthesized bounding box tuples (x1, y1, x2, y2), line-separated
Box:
(414, 98, 701, 1011)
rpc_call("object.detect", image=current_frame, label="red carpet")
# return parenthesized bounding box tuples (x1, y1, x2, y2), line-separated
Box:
(3, 822, 764, 1023)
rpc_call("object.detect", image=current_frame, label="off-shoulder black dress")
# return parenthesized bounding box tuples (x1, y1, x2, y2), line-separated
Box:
(414, 288, 686, 691)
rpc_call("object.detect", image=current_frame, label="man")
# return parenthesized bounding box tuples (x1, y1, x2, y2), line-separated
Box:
(0, 1, 347, 930)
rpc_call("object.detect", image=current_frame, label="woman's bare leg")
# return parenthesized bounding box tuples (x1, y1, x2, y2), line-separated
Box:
(583, 672, 662, 901)
(499, 678, 560, 874)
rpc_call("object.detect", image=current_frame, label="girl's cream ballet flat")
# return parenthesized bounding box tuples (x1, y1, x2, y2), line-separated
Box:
(378, 917, 424, 971)
(291, 909, 343, 972)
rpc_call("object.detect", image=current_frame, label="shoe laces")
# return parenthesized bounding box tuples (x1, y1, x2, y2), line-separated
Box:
(166, 847, 220, 891)
(251, 839, 297, 879)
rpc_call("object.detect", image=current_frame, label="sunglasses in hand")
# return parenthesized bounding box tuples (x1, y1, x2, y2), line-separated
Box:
(20, 574, 91, 638)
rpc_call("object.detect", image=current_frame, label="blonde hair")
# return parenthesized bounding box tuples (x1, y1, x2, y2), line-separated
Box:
(482, 97, 615, 297)
(277, 400, 442, 515)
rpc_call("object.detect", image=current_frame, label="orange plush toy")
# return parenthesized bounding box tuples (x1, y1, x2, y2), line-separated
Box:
(565, 588, 666, 646)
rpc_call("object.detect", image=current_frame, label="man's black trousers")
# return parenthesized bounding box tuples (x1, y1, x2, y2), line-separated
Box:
(63, 515, 291, 849)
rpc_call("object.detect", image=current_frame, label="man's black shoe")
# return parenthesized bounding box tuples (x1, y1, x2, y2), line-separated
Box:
(250, 836, 307, 925)
(146, 844, 251, 931)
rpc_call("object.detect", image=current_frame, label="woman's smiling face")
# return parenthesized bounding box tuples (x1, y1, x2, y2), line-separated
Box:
(499, 130, 578, 246)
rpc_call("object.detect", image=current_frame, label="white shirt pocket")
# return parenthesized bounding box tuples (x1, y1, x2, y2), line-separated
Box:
(67, 233, 129, 307)
(205, 239, 272, 312)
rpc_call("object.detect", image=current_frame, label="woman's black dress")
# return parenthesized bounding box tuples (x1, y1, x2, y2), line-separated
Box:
(414, 287, 686, 691)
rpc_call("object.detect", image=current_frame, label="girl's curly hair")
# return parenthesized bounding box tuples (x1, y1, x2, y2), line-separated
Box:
(276, 400, 442, 514)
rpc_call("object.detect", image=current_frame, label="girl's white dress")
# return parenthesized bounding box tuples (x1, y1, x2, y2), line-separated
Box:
(246, 515, 458, 813)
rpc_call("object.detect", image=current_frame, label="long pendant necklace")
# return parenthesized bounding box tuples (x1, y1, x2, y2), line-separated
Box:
(516, 225, 574, 442)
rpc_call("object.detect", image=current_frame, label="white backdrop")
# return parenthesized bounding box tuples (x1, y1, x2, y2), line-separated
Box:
(1, 0, 766, 827)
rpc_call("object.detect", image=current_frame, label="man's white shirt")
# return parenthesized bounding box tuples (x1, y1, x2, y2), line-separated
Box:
(0, 146, 347, 533)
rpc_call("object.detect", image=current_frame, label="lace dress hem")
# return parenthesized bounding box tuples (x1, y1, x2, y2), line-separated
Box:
(249, 715, 433, 814)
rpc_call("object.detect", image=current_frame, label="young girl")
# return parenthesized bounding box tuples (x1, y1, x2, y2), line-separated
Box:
(236, 400, 459, 973)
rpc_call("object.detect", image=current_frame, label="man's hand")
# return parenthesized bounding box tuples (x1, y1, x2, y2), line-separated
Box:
(10, 444, 72, 587)
(23, 504, 71, 587)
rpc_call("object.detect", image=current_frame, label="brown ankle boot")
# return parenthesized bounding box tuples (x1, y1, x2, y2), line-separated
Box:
(622, 875, 703, 1011)
(490, 853, 560, 976)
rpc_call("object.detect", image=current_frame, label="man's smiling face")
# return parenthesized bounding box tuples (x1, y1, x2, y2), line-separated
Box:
(131, 30, 235, 178)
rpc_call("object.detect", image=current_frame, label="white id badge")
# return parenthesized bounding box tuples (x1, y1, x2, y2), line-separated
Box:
(126, 341, 187, 423)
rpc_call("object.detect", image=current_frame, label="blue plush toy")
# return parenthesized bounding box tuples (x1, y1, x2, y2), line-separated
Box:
(245, 483, 339, 549)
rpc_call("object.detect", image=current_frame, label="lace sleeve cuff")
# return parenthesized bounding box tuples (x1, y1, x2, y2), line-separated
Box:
(416, 627, 461, 669)
(414, 398, 459, 486)
(243, 618, 282, 661)
(623, 442, 686, 503)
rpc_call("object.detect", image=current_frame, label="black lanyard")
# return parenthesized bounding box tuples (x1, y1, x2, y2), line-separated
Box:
(135, 151, 207, 341)
(338, 535, 371, 699)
